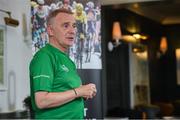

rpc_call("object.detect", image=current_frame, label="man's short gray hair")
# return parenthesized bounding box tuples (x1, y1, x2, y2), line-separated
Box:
(46, 8, 74, 25)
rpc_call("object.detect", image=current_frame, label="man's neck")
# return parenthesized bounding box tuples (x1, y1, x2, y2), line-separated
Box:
(49, 40, 67, 53)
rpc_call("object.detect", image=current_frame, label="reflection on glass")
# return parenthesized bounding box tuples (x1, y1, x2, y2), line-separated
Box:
(0, 29, 4, 84)
(0, 30, 3, 55)
(0, 58, 3, 84)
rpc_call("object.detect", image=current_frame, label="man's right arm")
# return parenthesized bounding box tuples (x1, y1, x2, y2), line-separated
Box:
(35, 83, 97, 109)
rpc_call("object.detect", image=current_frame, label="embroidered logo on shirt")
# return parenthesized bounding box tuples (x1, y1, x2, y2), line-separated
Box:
(61, 65, 69, 72)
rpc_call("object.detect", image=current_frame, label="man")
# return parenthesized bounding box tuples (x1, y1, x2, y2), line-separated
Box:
(29, 8, 97, 119)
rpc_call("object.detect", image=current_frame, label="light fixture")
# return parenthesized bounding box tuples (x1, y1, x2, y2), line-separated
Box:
(133, 34, 148, 40)
(112, 21, 122, 45)
(0, 9, 19, 27)
(108, 21, 123, 51)
(160, 36, 168, 54)
(176, 48, 180, 59)
(108, 21, 147, 51)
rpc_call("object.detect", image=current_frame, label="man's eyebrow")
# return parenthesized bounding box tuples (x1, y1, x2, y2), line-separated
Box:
(61, 22, 70, 25)
(62, 22, 76, 26)
(62, 22, 69, 24)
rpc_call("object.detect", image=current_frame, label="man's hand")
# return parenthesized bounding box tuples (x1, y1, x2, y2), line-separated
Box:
(75, 83, 97, 100)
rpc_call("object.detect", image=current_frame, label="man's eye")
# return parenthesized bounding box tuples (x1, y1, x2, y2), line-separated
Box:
(64, 24, 69, 28)
(73, 24, 76, 28)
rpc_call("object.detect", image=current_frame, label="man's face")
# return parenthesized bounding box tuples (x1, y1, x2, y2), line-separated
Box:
(51, 12, 76, 50)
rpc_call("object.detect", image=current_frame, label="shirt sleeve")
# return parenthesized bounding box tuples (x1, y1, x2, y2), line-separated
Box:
(30, 51, 54, 92)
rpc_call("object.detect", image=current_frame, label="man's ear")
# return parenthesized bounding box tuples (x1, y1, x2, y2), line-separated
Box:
(47, 25, 54, 36)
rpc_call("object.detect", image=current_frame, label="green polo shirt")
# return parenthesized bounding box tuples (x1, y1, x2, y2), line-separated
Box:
(29, 44, 84, 119)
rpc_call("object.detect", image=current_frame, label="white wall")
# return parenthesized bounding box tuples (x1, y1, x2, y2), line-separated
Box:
(0, 0, 32, 112)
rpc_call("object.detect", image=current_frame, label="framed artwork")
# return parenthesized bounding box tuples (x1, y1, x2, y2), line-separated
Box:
(176, 48, 180, 85)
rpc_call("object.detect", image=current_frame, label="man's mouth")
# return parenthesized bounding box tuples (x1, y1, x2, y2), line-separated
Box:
(66, 37, 74, 41)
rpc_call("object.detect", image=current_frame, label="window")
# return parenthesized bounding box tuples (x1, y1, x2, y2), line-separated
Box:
(0, 26, 6, 87)
(129, 44, 150, 107)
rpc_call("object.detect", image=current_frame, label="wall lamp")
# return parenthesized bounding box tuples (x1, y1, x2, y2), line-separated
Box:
(0, 9, 19, 27)
(157, 36, 168, 58)
(160, 36, 168, 54)
(108, 21, 148, 51)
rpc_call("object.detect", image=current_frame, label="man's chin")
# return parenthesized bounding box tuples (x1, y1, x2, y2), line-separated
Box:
(68, 42, 74, 46)
(66, 44, 73, 48)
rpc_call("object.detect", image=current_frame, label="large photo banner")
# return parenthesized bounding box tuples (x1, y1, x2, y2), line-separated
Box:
(31, 0, 102, 119)
(31, 0, 101, 69)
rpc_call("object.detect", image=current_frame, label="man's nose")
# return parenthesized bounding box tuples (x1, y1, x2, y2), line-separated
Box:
(69, 26, 76, 34)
